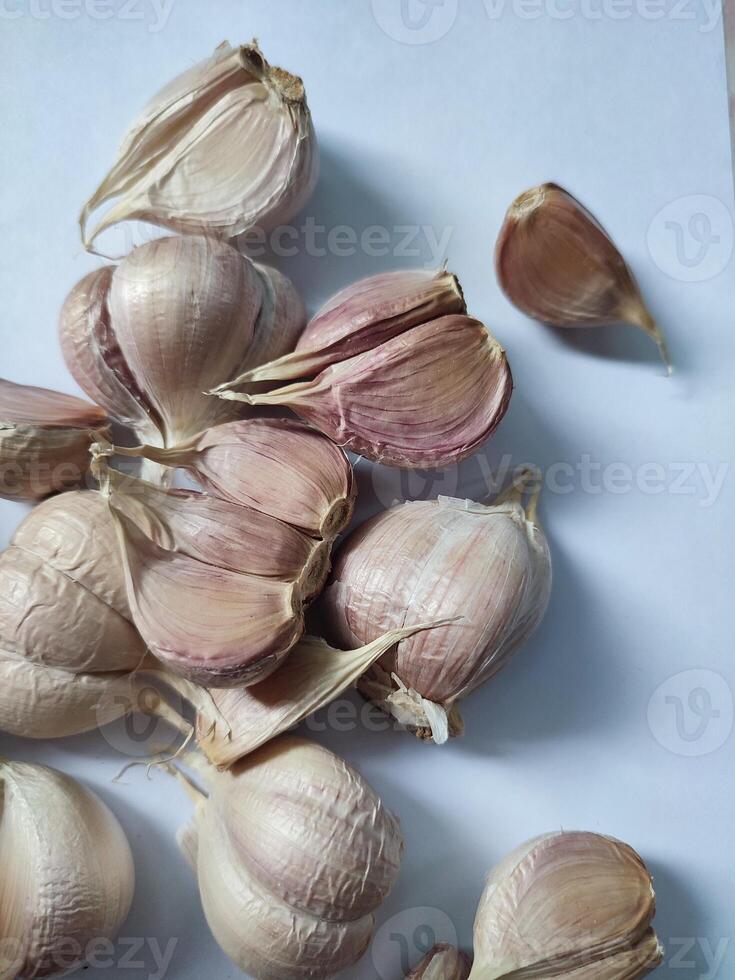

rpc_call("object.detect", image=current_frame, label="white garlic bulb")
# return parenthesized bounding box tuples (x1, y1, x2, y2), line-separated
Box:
(322, 477, 551, 743)
(0, 760, 135, 979)
(181, 736, 403, 979)
(59, 235, 305, 450)
(80, 41, 318, 250)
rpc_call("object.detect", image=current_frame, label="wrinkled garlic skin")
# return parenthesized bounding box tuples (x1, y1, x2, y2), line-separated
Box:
(80, 41, 318, 249)
(0, 377, 108, 500)
(407, 945, 472, 980)
(189, 737, 403, 980)
(0, 761, 134, 979)
(469, 832, 662, 979)
(218, 315, 513, 469)
(323, 491, 551, 742)
(59, 236, 305, 449)
(495, 183, 670, 370)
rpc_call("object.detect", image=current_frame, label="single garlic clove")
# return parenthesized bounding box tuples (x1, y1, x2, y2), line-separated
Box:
(111, 417, 356, 539)
(215, 267, 466, 387)
(216, 315, 513, 469)
(0, 490, 146, 673)
(469, 831, 663, 980)
(407, 945, 472, 980)
(59, 236, 307, 451)
(495, 183, 671, 372)
(183, 736, 402, 979)
(0, 760, 135, 978)
(0, 377, 108, 500)
(80, 41, 318, 251)
(322, 476, 551, 743)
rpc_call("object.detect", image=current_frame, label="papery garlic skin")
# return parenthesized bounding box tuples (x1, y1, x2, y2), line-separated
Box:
(407, 945, 472, 980)
(469, 832, 662, 980)
(59, 236, 306, 450)
(495, 183, 670, 371)
(80, 41, 318, 250)
(322, 483, 551, 743)
(184, 736, 402, 980)
(0, 761, 134, 979)
(0, 377, 108, 500)
(217, 315, 513, 469)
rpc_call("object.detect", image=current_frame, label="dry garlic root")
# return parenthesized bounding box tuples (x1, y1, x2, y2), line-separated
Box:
(407, 945, 472, 979)
(178, 736, 403, 980)
(0, 377, 108, 500)
(496, 183, 671, 373)
(468, 831, 662, 979)
(322, 473, 551, 743)
(213, 268, 513, 468)
(80, 41, 318, 250)
(59, 235, 305, 453)
(0, 760, 134, 979)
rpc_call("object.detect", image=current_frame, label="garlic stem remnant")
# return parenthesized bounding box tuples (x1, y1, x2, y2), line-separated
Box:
(0, 377, 108, 500)
(322, 474, 551, 743)
(469, 831, 662, 979)
(407, 945, 472, 980)
(80, 41, 318, 250)
(106, 417, 355, 540)
(59, 235, 305, 452)
(180, 737, 403, 980)
(0, 760, 134, 978)
(495, 183, 671, 373)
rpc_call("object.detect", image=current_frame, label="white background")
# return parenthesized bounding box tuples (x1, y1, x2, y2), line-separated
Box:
(1, 1, 734, 977)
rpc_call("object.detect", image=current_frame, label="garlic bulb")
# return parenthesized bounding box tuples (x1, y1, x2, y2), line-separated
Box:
(80, 41, 318, 250)
(59, 235, 305, 450)
(469, 831, 662, 979)
(407, 945, 471, 980)
(180, 736, 403, 980)
(215, 314, 513, 469)
(495, 183, 671, 372)
(108, 417, 355, 539)
(322, 477, 551, 743)
(0, 760, 135, 978)
(0, 377, 108, 500)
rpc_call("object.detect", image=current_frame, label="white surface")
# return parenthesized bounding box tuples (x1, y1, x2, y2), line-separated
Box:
(1, 2, 734, 978)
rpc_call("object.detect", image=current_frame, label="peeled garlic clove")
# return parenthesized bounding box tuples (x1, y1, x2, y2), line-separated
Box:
(217, 267, 466, 386)
(80, 41, 318, 250)
(407, 945, 472, 980)
(0, 377, 108, 500)
(0, 760, 134, 978)
(173, 622, 446, 768)
(113, 417, 355, 539)
(183, 736, 402, 979)
(469, 831, 662, 979)
(322, 477, 551, 743)
(60, 236, 306, 450)
(0, 490, 146, 673)
(217, 315, 513, 469)
(496, 183, 671, 372)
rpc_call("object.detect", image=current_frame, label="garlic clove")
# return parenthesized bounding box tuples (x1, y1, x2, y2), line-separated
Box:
(0, 760, 134, 978)
(0, 377, 108, 500)
(407, 945, 472, 979)
(246, 262, 308, 374)
(322, 477, 551, 743)
(216, 315, 513, 469)
(0, 490, 146, 673)
(469, 831, 662, 980)
(183, 736, 402, 979)
(111, 417, 355, 539)
(80, 41, 318, 251)
(495, 183, 671, 372)
(215, 267, 466, 387)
